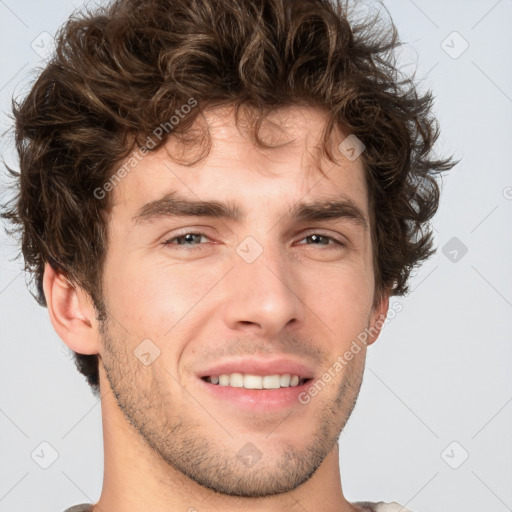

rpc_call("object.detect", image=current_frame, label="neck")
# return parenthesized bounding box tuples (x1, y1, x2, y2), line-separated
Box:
(92, 384, 358, 512)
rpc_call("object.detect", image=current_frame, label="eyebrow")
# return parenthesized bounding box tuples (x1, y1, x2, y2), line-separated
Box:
(132, 190, 368, 231)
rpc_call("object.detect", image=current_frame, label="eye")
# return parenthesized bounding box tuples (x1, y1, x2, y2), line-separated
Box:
(296, 233, 346, 250)
(162, 231, 211, 250)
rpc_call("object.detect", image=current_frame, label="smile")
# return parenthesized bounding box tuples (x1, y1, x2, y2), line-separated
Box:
(202, 373, 311, 389)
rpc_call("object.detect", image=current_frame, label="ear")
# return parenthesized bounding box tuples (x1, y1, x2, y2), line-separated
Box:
(365, 291, 390, 346)
(42, 261, 101, 355)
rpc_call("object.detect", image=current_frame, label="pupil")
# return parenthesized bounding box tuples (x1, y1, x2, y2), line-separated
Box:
(180, 234, 197, 244)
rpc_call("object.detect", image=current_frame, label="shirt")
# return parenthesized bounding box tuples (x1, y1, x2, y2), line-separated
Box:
(354, 502, 414, 512)
(63, 501, 414, 511)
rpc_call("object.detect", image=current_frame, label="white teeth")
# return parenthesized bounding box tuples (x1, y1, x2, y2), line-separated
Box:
(230, 373, 244, 387)
(205, 373, 307, 389)
(244, 374, 263, 389)
(262, 375, 280, 389)
(279, 374, 291, 387)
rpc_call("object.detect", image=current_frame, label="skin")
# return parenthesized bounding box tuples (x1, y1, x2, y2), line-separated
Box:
(43, 104, 389, 512)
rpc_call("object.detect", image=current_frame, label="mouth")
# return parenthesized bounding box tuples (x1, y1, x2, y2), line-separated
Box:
(201, 373, 313, 389)
(194, 356, 317, 411)
(197, 372, 315, 412)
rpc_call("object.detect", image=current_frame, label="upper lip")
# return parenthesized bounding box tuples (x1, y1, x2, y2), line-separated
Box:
(196, 356, 316, 379)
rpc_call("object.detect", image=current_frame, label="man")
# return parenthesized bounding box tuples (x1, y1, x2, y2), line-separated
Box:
(1, 0, 456, 510)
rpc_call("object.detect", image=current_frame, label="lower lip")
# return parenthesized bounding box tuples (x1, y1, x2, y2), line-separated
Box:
(197, 377, 314, 412)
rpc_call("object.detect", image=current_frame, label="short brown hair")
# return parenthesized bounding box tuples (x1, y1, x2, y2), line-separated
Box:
(1, 0, 457, 396)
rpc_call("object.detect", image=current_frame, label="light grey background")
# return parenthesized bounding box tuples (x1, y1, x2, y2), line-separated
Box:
(1, 1, 511, 511)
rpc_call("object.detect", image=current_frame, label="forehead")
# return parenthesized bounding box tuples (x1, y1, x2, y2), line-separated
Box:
(109, 104, 369, 223)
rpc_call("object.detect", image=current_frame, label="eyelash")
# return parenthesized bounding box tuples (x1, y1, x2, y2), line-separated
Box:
(162, 231, 346, 251)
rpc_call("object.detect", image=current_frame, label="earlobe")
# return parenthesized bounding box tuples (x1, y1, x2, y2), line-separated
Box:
(366, 292, 390, 346)
(42, 261, 100, 355)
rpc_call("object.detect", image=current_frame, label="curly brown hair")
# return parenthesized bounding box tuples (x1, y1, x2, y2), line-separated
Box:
(1, 0, 457, 396)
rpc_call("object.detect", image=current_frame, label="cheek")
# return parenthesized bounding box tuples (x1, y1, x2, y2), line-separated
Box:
(104, 254, 226, 339)
(302, 263, 373, 344)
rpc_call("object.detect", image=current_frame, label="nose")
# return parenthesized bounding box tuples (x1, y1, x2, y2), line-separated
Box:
(221, 242, 303, 338)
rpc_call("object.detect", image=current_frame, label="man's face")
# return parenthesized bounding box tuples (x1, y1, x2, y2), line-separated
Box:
(97, 105, 387, 497)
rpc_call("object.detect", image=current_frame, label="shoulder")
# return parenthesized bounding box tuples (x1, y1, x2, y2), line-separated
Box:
(62, 504, 93, 512)
(352, 501, 416, 512)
